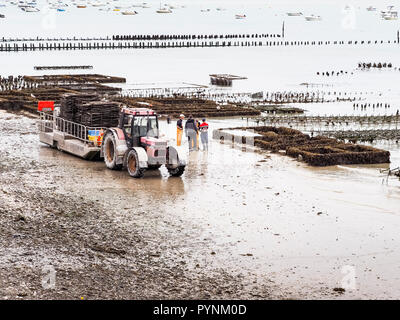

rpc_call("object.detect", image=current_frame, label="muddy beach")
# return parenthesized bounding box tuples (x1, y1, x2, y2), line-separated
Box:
(0, 110, 281, 299)
(1, 110, 400, 299)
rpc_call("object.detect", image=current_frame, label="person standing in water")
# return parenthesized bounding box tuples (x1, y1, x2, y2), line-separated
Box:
(200, 118, 209, 151)
(195, 119, 201, 151)
(176, 114, 184, 146)
(185, 115, 198, 151)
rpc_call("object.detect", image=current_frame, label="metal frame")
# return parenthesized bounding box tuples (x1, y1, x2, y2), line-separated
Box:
(38, 111, 105, 144)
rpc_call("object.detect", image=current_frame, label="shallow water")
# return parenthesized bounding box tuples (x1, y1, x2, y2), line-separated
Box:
(2, 0, 400, 109)
(0, 0, 399, 38)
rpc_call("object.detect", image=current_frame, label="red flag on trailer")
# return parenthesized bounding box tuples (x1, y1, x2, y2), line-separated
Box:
(38, 101, 54, 112)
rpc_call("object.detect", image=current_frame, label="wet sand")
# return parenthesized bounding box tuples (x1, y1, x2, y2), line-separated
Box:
(1, 110, 400, 299)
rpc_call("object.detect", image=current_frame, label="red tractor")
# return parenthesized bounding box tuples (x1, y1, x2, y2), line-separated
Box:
(101, 108, 186, 178)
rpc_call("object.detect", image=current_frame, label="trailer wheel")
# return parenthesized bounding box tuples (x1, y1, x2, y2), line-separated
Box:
(103, 132, 122, 170)
(168, 165, 185, 177)
(127, 149, 145, 178)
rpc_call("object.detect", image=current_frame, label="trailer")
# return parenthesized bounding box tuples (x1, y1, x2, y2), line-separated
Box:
(38, 110, 104, 160)
(209, 74, 247, 87)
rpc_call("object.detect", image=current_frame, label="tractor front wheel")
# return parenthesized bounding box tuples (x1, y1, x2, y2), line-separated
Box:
(167, 165, 186, 177)
(126, 149, 145, 178)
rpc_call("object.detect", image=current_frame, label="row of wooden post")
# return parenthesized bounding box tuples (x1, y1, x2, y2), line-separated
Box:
(0, 39, 398, 52)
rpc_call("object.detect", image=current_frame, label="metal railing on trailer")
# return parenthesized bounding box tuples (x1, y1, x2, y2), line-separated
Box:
(38, 111, 106, 145)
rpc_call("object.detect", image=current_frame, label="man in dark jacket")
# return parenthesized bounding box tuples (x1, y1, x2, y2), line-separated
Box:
(185, 115, 198, 151)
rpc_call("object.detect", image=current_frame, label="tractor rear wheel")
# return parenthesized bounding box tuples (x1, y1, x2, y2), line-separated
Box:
(126, 149, 145, 178)
(103, 132, 122, 170)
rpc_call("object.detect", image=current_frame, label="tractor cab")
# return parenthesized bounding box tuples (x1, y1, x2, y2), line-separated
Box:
(119, 107, 167, 166)
(119, 108, 160, 148)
